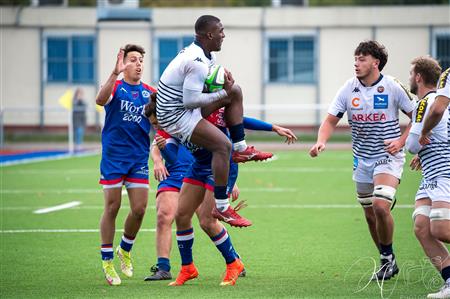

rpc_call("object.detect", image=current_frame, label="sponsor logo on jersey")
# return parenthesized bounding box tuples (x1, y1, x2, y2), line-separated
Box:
(352, 87, 360, 93)
(352, 113, 387, 122)
(377, 85, 385, 93)
(438, 68, 450, 89)
(415, 98, 428, 123)
(351, 97, 360, 107)
(142, 90, 150, 98)
(120, 100, 146, 115)
(374, 94, 389, 109)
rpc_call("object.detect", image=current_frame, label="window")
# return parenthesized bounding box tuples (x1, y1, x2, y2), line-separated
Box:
(436, 34, 450, 70)
(268, 36, 316, 83)
(46, 36, 95, 83)
(157, 36, 193, 78)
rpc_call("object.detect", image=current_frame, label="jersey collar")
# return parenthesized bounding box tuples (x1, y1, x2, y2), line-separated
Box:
(358, 74, 384, 87)
(194, 39, 212, 60)
(421, 90, 436, 100)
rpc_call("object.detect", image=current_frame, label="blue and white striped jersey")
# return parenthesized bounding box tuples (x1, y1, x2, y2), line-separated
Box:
(410, 91, 450, 180)
(156, 41, 216, 129)
(328, 75, 415, 159)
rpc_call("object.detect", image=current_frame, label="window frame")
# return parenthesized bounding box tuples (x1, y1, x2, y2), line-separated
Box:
(43, 34, 96, 84)
(265, 32, 318, 85)
(153, 34, 194, 82)
(432, 27, 450, 71)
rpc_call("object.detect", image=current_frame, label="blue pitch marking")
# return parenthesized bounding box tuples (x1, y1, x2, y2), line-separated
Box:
(0, 151, 68, 163)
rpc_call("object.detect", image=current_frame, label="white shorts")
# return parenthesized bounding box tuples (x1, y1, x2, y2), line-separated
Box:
(415, 177, 450, 203)
(352, 152, 405, 184)
(163, 108, 203, 143)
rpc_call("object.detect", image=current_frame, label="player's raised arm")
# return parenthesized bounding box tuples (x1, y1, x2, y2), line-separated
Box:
(242, 116, 297, 144)
(182, 63, 230, 109)
(96, 48, 131, 106)
(309, 114, 340, 157)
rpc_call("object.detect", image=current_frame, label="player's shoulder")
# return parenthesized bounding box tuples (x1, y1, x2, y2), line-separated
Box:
(438, 67, 450, 89)
(141, 82, 157, 93)
(384, 75, 414, 100)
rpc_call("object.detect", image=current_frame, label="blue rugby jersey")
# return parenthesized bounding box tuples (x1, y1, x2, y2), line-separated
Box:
(102, 80, 156, 162)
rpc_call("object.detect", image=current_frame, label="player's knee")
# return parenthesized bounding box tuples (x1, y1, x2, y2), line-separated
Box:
(429, 208, 450, 242)
(157, 209, 175, 228)
(413, 215, 430, 241)
(229, 84, 242, 100)
(104, 201, 121, 216)
(131, 205, 147, 220)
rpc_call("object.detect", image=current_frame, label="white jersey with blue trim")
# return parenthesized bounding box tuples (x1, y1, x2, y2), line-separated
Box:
(410, 91, 450, 180)
(328, 75, 414, 159)
(156, 42, 216, 129)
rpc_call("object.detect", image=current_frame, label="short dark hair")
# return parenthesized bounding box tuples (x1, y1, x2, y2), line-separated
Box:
(144, 93, 157, 118)
(123, 44, 145, 58)
(411, 56, 442, 86)
(195, 15, 220, 36)
(354, 40, 388, 71)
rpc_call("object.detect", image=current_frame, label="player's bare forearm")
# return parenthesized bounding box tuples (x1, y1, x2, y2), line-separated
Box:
(150, 143, 163, 164)
(317, 114, 339, 144)
(96, 72, 119, 106)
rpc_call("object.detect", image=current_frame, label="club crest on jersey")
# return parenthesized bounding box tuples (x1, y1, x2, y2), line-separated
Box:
(374, 94, 388, 109)
(131, 91, 139, 99)
(142, 90, 150, 98)
(377, 86, 385, 93)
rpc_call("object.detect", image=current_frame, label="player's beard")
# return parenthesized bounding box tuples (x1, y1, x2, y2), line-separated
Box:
(410, 82, 418, 95)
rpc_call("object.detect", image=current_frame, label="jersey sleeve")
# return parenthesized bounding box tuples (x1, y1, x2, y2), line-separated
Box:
(410, 98, 431, 135)
(327, 84, 348, 118)
(392, 78, 415, 114)
(183, 59, 209, 93)
(437, 68, 450, 99)
(104, 80, 122, 106)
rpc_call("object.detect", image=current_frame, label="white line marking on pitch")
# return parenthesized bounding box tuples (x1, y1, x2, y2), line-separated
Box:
(2, 204, 414, 211)
(33, 201, 82, 214)
(0, 228, 157, 234)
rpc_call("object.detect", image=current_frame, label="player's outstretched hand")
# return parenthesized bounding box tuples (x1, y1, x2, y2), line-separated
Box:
(384, 139, 403, 154)
(153, 160, 170, 182)
(418, 133, 431, 146)
(113, 48, 132, 76)
(154, 134, 167, 150)
(309, 142, 325, 157)
(231, 184, 240, 202)
(272, 125, 297, 144)
(410, 155, 422, 171)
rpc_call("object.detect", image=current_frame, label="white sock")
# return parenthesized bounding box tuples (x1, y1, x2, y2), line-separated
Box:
(233, 140, 247, 152)
(380, 254, 393, 262)
(215, 198, 230, 212)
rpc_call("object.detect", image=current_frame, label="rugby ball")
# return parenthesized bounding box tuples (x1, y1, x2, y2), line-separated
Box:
(205, 64, 225, 92)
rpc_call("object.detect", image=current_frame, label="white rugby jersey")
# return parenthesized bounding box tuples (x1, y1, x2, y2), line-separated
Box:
(410, 91, 450, 180)
(328, 75, 415, 159)
(156, 41, 216, 128)
(436, 67, 450, 135)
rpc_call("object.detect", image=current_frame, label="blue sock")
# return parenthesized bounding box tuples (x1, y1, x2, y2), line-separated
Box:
(176, 228, 194, 265)
(442, 265, 450, 282)
(228, 123, 245, 143)
(157, 257, 171, 272)
(379, 243, 393, 257)
(101, 244, 114, 260)
(120, 234, 135, 252)
(211, 228, 237, 264)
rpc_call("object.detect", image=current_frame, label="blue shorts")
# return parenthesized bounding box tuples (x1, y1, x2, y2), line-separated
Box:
(156, 170, 185, 197)
(99, 158, 149, 189)
(183, 161, 238, 195)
